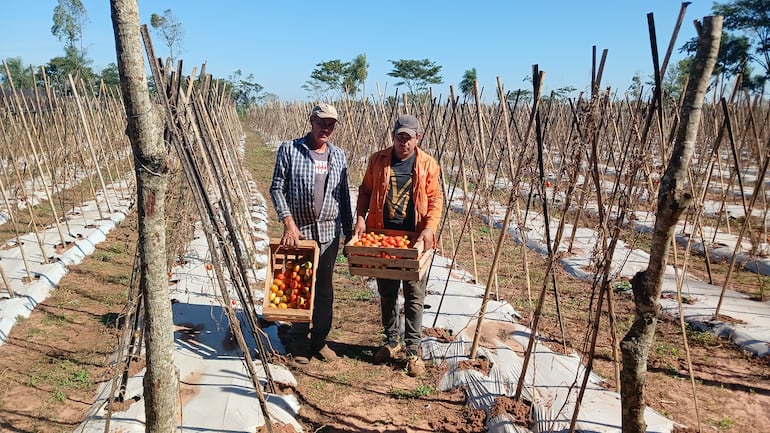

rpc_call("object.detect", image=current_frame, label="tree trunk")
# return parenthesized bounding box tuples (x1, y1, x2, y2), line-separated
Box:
(110, 1, 179, 432)
(620, 16, 722, 433)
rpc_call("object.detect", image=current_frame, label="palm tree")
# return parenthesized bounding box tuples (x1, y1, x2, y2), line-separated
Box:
(459, 67, 477, 99)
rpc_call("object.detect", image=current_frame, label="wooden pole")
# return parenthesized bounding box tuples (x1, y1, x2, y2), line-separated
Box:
(68, 74, 115, 214)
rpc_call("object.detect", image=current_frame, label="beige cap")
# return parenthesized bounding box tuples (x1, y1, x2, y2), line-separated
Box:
(311, 103, 338, 120)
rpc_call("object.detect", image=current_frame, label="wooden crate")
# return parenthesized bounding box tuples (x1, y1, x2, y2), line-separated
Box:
(262, 239, 319, 323)
(345, 228, 433, 281)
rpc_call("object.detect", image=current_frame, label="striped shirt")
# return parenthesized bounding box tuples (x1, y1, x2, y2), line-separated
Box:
(270, 134, 353, 243)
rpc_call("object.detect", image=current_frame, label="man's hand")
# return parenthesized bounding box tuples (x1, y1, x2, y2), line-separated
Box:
(280, 216, 304, 247)
(353, 216, 367, 238)
(417, 228, 435, 251)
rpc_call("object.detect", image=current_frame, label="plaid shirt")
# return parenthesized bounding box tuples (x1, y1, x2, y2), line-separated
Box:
(270, 134, 353, 243)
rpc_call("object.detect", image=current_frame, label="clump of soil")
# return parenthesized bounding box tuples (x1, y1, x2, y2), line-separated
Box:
(492, 396, 533, 428)
(429, 404, 487, 433)
(456, 357, 492, 376)
(672, 426, 699, 432)
(424, 327, 455, 342)
(256, 421, 299, 433)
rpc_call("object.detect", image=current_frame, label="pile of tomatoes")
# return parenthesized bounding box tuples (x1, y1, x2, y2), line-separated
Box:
(352, 232, 411, 249)
(350, 232, 413, 268)
(267, 259, 313, 310)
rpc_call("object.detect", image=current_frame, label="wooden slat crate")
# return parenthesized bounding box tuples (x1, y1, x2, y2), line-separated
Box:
(262, 239, 319, 323)
(344, 228, 433, 281)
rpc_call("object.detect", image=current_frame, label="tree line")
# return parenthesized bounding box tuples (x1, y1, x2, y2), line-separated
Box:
(2, 0, 768, 111)
(0, 0, 266, 117)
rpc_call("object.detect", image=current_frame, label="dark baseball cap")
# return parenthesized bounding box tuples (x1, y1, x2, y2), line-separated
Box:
(394, 114, 420, 137)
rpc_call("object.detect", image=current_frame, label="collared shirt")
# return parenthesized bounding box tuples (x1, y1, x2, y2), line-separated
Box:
(356, 147, 443, 234)
(270, 134, 353, 243)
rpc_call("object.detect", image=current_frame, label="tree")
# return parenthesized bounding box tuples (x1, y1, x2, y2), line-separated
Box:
(713, 0, 770, 81)
(110, 1, 179, 431)
(227, 69, 264, 115)
(550, 85, 577, 100)
(662, 60, 693, 101)
(51, 0, 88, 66)
(681, 32, 751, 77)
(50, 0, 94, 89)
(387, 58, 443, 95)
(627, 73, 644, 101)
(309, 59, 349, 95)
(1, 57, 35, 89)
(620, 16, 722, 433)
(302, 78, 325, 100)
(307, 54, 368, 97)
(99, 62, 121, 88)
(46, 46, 95, 88)
(150, 9, 184, 62)
(459, 67, 477, 99)
(346, 53, 368, 97)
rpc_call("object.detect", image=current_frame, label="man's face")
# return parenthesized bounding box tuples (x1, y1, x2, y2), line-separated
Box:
(392, 132, 418, 160)
(309, 115, 336, 147)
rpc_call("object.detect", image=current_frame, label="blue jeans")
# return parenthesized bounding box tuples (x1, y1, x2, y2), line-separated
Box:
(376, 277, 426, 352)
(289, 237, 338, 351)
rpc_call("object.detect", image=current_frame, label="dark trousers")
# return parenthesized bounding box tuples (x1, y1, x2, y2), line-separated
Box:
(289, 237, 339, 350)
(376, 277, 426, 352)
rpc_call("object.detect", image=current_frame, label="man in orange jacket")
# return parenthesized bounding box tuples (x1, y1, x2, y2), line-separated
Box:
(354, 114, 443, 376)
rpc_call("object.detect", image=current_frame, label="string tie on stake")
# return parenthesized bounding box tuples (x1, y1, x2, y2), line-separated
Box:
(129, 107, 153, 119)
(137, 161, 166, 177)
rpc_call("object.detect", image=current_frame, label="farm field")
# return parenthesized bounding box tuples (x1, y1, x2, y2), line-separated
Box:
(1, 39, 769, 431)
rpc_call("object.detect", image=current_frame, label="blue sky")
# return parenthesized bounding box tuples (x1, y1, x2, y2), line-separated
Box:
(1, 1, 716, 101)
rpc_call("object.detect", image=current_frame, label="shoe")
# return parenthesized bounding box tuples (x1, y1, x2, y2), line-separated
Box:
(291, 344, 310, 364)
(407, 354, 425, 377)
(315, 344, 338, 362)
(374, 341, 401, 364)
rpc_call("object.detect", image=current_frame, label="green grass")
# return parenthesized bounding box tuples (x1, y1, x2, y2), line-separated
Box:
(686, 325, 717, 345)
(41, 313, 69, 327)
(106, 273, 131, 286)
(654, 341, 680, 357)
(28, 359, 92, 403)
(710, 416, 733, 430)
(389, 385, 436, 399)
(351, 289, 374, 302)
(93, 251, 114, 262)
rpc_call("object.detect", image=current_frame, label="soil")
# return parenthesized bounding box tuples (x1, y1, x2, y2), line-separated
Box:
(1, 133, 769, 432)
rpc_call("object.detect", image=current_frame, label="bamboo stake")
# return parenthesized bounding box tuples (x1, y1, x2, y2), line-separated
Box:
(451, 87, 477, 277)
(569, 205, 626, 432)
(68, 74, 115, 214)
(3, 60, 68, 249)
(469, 186, 517, 359)
(496, 77, 533, 306)
(714, 136, 770, 317)
(514, 66, 551, 402)
(0, 258, 13, 298)
(0, 174, 35, 282)
(43, 69, 106, 224)
(141, 28, 277, 429)
(670, 241, 704, 432)
(30, 67, 75, 238)
(0, 108, 51, 263)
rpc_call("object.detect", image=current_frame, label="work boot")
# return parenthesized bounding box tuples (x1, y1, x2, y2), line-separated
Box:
(406, 348, 425, 376)
(374, 341, 401, 364)
(315, 344, 338, 362)
(407, 356, 425, 376)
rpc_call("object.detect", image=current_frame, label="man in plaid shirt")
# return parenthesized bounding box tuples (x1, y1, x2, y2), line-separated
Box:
(270, 102, 353, 363)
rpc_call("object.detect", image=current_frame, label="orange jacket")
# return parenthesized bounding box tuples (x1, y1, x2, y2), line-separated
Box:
(356, 147, 444, 234)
